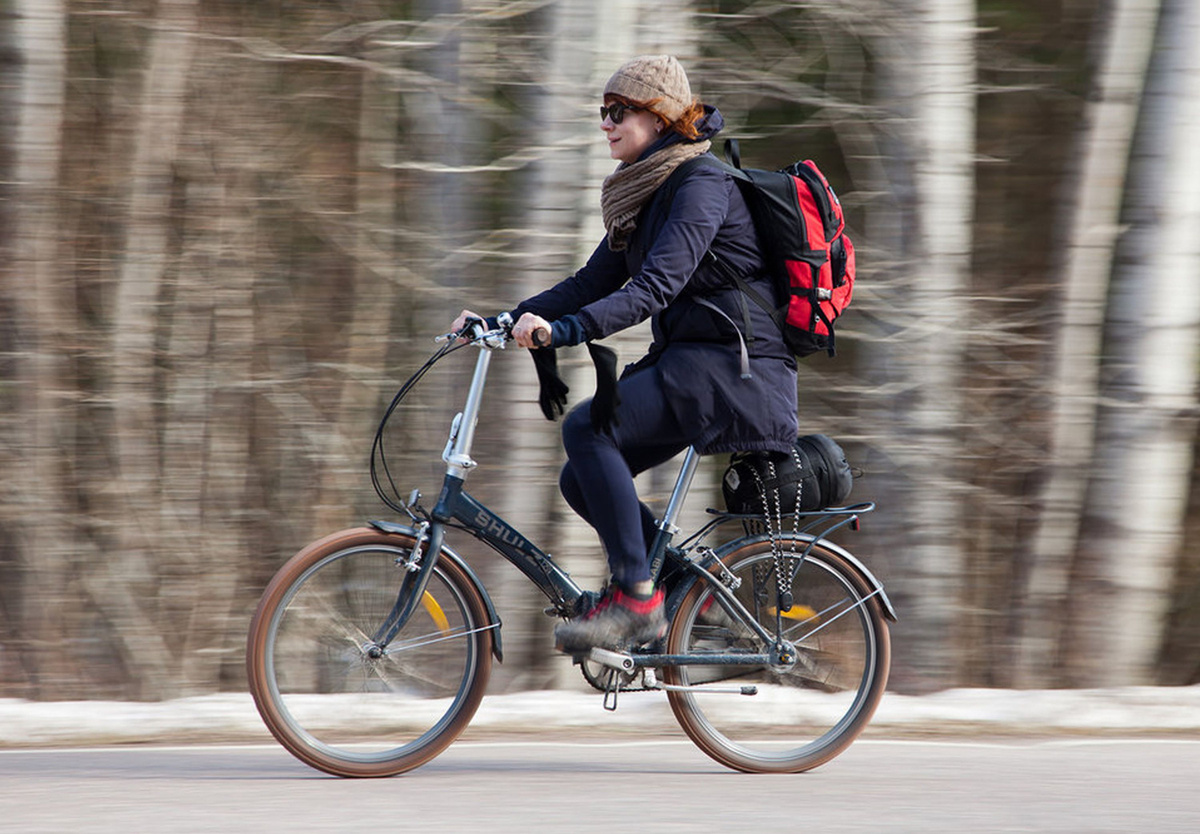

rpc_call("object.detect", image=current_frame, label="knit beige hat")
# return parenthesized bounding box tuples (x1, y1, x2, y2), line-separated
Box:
(603, 55, 693, 123)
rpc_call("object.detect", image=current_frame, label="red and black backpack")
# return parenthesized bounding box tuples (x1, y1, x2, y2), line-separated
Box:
(675, 141, 857, 357)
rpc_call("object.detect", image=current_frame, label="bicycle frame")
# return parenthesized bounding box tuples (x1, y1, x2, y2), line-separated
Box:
(373, 329, 891, 661)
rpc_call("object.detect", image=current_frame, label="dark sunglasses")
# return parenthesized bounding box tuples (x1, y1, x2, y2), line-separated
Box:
(599, 102, 641, 124)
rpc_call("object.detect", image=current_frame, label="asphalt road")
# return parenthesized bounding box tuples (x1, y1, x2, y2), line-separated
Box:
(2, 735, 1196, 833)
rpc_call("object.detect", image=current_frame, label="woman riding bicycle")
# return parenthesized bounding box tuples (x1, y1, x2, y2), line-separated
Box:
(453, 54, 797, 653)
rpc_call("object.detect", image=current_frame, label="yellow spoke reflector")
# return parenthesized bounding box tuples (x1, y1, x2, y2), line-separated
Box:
(422, 591, 452, 634)
(768, 604, 818, 622)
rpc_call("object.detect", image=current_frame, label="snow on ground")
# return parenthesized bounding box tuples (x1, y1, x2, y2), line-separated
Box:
(1, 685, 1198, 747)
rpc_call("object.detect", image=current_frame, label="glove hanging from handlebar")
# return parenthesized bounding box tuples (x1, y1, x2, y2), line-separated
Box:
(530, 346, 569, 420)
(586, 342, 621, 433)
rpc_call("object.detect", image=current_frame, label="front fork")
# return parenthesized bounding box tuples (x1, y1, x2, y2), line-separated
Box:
(367, 520, 448, 654)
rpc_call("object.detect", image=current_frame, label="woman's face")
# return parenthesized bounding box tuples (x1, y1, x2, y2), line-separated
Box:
(601, 99, 663, 165)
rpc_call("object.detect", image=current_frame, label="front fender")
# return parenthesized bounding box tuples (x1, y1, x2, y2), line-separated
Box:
(368, 519, 504, 662)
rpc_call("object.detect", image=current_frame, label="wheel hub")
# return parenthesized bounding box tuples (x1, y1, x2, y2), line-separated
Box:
(770, 640, 798, 672)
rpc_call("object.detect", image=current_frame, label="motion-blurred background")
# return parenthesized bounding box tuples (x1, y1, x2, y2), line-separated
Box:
(2, 0, 1197, 703)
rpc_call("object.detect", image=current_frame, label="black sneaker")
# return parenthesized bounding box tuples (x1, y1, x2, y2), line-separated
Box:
(554, 588, 667, 653)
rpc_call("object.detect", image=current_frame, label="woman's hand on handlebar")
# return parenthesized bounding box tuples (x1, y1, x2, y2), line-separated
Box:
(450, 309, 486, 342)
(450, 309, 550, 348)
(512, 312, 552, 349)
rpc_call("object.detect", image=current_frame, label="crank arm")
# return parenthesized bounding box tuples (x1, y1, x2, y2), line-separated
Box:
(586, 647, 635, 673)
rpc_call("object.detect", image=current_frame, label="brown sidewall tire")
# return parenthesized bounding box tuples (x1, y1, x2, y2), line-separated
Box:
(246, 527, 493, 777)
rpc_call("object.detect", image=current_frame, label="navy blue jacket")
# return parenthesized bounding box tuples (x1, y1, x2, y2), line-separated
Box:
(514, 108, 798, 455)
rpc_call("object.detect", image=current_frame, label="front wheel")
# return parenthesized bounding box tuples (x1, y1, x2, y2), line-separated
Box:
(664, 538, 890, 773)
(246, 527, 493, 777)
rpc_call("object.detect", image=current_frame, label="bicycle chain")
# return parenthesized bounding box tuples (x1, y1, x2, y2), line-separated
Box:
(750, 453, 802, 618)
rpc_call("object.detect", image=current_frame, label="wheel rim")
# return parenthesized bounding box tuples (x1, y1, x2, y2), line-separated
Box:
(260, 544, 481, 765)
(667, 548, 885, 771)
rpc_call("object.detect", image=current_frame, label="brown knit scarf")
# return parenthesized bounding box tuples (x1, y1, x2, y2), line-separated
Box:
(601, 140, 711, 251)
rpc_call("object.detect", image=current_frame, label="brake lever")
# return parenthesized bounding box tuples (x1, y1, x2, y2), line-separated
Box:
(436, 316, 487, 344)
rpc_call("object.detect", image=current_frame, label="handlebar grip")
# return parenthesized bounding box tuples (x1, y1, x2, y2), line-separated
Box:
(532, 326, 551, 348)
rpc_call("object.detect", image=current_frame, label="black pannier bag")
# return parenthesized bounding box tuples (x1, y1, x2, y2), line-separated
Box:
(722, 434, 853, 517)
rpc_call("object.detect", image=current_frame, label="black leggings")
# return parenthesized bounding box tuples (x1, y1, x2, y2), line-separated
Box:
(558, 369, 695, 590)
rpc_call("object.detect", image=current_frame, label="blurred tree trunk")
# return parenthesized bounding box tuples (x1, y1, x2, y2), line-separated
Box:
(1064, 0, 1200, 686)
(309, 52, 401, 537)
(1017, 0, 1162, 687)
(907, 0, 976, 676)
(5, 0, 73, 698)
(496, 0, 603, 689)
(86, 0, 200, 699)
(865, 0, 976, 690)
(1160, 423, 1200, 684)
(168, 174, 257, 694)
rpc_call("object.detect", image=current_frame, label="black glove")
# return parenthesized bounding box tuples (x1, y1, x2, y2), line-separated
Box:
(586, 342, 621, 433)
(530, 347, 569, 421)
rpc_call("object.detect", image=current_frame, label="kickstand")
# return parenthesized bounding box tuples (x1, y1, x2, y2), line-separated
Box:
(602, 668, 620, 711)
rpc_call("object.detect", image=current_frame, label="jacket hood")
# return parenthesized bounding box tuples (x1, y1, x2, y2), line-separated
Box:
(694, 104, 724, 141)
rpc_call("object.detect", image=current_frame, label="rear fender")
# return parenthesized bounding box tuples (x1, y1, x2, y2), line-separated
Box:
(368, 519, 504, 662)
(667, 533, 897, 624)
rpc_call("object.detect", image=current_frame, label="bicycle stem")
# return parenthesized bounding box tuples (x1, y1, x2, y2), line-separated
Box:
(442, 345, 495, 479)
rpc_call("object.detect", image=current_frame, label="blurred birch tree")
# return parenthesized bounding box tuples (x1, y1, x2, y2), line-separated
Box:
(877, 0, 977, 690)
(1017, 0, 1162, 687)
(4, 0, 72, 697)
(1066, 0, 1200, 686)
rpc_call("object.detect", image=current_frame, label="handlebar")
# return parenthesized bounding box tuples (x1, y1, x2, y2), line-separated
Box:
(439, 311, 551, 350)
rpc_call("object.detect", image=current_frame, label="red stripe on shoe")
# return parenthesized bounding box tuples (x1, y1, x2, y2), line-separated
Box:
(614, 589, 663, 615)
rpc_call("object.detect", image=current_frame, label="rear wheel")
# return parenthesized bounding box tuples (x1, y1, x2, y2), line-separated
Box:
(664, 539, 889, 773)
(247, 528, 493, 777)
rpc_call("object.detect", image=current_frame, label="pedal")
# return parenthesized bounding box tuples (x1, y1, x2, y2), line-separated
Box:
(586, 647, 635, 673)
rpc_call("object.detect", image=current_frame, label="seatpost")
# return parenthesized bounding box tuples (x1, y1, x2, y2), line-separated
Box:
(660, 447, 700, 534)
(647, 447, 700, 580)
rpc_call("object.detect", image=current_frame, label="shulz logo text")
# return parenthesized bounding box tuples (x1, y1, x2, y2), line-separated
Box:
(474, 509, 527, 549)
